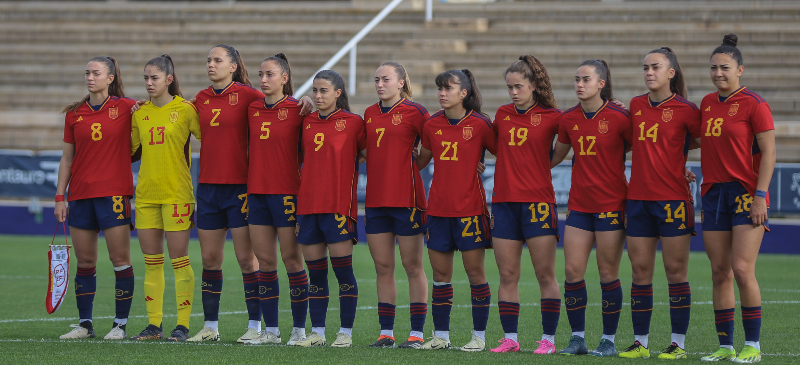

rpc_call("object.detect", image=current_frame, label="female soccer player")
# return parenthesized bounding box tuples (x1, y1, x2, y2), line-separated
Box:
(56, 56, 137, 340)
(416, 69, 496, 352)
(188, 44, 311, 343)
(489, 55, 562, 354)
(129, 54, 201, 342)
(698, 34, 774, 364)
(363, 62, 430, 349)
(242, 53, 308, 346)
(294, 70, 366, 348)
(618, 47, 700, 360)
(551, 59, 631, 357)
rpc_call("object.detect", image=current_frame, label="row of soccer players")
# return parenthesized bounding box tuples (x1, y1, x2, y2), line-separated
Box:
(55, 33, 772, 362)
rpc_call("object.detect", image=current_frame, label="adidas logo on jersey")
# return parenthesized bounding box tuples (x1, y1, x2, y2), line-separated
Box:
(77, 116, 83, 121)
(179, 300, 191, 306)
(117, 214, 125, 219)
(705, 106, 711, 111)
(340, 228, 348, 235)
(412, 223, 419, 229)
(306, 124, 311, 129)
(367, 118, 372, 123)
(542, 223, 550, 229)
(253, 112, 259, 117)
(610, 219, 619, 225)
(176, 218, 184, 224)
(475, 236, 482, 243)
(435, 130, 442, 135)
(204, 100, 210, 104)
(678, 224, 686, 229)
(572, 125, 579, 130)
(143, 116, 149, 120)
(635, 110, 642, 116)
(503, 116, 510, 121)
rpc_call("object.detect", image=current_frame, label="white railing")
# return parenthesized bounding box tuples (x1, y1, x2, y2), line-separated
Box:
(294, 0, 405, 97)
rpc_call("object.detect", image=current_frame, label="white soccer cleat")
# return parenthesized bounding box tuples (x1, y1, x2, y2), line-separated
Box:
(296, 331, 326, 347)
(244, 330, 281, 345)
(418, 332, 451, 350)
(103, 323, 127, 340)
(60, 323, 95, 339)
(331, 332, 352, 348)
(461, 333, 486, 352)
(286, 328, 306, 346)
(186, 326, 220, 342)
(237, 327, 261, 343)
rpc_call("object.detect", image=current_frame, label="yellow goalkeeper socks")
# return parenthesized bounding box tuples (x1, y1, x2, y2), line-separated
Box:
(143, 253, 165, 327)
(171, 256, 194, 328)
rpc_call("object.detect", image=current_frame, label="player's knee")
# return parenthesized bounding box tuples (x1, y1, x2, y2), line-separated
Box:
(201, 252, 222, 269)
(597, 270, 617, 284)
(400, 256, 423, 276)
(281, 257, 304, 274)
(374, 259, 395, 277)
(564, 265, 583, 283)
(731, 264, 755, 284)
(533, 269, 555, 285)
(664, 264, 688, 283)
(257, 258, 278, 272)
(711, 266, 734, 286)
(237, 258, 256, 272)
(498, 267, 520, 283)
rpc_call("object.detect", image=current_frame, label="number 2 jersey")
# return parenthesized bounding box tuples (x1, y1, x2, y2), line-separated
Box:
(696, 86, 774, 204)
(557, 100, 632, 213)
(247, 95, 304, 195)
(63, 96, 137, 201)
(297, 109, 366, 218)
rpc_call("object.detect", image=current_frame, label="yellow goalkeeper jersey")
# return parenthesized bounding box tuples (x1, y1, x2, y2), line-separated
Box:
(132, 96, 201, 204)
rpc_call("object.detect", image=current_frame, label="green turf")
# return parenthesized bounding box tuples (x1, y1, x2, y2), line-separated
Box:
(0, 235, 797, 364)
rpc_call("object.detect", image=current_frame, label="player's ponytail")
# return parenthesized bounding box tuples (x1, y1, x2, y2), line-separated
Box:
(264, 53, 293, 95)
(214, 44, 252, 86)
(61, 56, 124, 114)
(506, 55, 558, 109)
(314, 70, 350, 112)
(380, 61, 413, 100)
(579, 59, 614, 101)
(145, 54, 182, 97)
(711, 33, 744, 66)
(434, 69, 488, 118)
(647, 47, 687, 98)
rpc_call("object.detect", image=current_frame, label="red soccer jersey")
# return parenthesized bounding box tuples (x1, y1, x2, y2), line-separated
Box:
(63, 96, 136, 201)
(492, 102, 562, 204)
(422, 110, 496, 217)
(363, 98, 430, 210)
(297, 109, 367, 218)
(247, 95, 304, 195)
(696, 87, 774, 204)
(557, 101, 632, 213)
(195, 82, 264, 184)
(628, 93, 701, 201)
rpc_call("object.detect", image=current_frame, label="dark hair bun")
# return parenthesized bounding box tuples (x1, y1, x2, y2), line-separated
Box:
(275, 53, 288, 61)
(722, 33, 738, 47)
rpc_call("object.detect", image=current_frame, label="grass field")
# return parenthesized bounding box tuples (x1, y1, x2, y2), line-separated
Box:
(0, 235, 797, 364)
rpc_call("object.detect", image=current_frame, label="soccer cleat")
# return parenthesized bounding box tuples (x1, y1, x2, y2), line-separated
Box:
(490, 338, 520, 353)
(60, 322, 95, 339)
(331, 332, 352, 348)
(461, 333, 485, 352)
(418, 333, 451, 350)
(237, 327, 261, 343)
(701, 347, 737, 362)
(244, 330, 281, 345)
(369, 335, 396, 348)
(619, 340, 650, 359)
(165, 325, 190, 342)
(589, 338, 617, 357)
(534, 339, 556, 354)
(732, 346, 761, 363)
(186, 326, 220, 342)
(131, 324, 163, 340)
(658, 342, 688, 360)
(286, 328, 306, 346)
(296, 331, 326, 347)
(398, 336, 425, 349)
(559, 335, 589, 355)
(103, 323, 126, 340)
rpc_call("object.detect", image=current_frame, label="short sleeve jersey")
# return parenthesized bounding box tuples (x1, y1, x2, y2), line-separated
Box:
(247, 95, 304, 195)
(422, 110, 496, 217)
(697, 86, 774, 204)
(492, 102, 562, 204)
(628, 93, 701, 201)
(297, 109, 367, 218)
(557, 101, 632, 213)
(63, 96, 137, 201)
(195, 82, 264, 184)
(132, 96, 201, 204)
(363, 98, 430, 210)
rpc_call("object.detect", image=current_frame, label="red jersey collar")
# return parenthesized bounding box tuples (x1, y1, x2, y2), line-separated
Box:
(719, 86, 747, 103)
(648, 93, 676, 108)
(379, 97, 406, 114)
(212, 81, 235, 95)
(514, 101, 539, 114)
(318, 108, 342, 120)
(85, 95, 111, 111)
(582, 100, 609, 119)
(264, 94, 289, 109)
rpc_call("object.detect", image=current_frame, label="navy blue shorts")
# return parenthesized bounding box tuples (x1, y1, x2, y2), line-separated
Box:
(68, 196, 132, 231)
(365, 207, 426, 236)
(702, 181, 769, 231)
(196, 183, 248, 230)
(426, 215, 492, 252)
(296, 213, 358, 245)
(566, 210, 625, 232)
(248, 194, 297, 228)
(626, 199, 695, 238)
(491, 202, 559, 241)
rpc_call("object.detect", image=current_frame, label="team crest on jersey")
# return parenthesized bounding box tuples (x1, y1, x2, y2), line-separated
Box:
(662, 109, 673, 123)
(392, 113, 402, 125)
(229, 92, 239, 106)
(335, 119, 346, 131)
(728, 103, 739, 116)
(462, 126, 474, 140)
(278, 108, 289, 121)
(598, 119, 609, 134)
(108, 107, 118, 119)
(169, 110, 179, 124)
(530, 113, 541, 126)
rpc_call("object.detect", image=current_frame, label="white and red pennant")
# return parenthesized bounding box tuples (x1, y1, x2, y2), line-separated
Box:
(46, 222, 70, 314)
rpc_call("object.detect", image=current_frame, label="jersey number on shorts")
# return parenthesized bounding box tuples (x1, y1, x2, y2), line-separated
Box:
(704, 118, 723, 137)
(440, 141, 459, 161)
(508, 127, 528, 146)
(283, 196, 296, 214)
(112, 196, 125, 213)
(638, 122, 658, 142)
(734, 194, 753, 213)
(460, 216, 482, 237)
(335, 213, 347, 228)
(578, 136, 597, 155)
(238, 194, 249, 214)
(664, 202, 686, 223)
(172, 204, 191, 217)
(528, 203, 551, 222)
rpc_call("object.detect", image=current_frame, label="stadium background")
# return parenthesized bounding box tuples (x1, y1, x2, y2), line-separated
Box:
(0, 0, 798, 362)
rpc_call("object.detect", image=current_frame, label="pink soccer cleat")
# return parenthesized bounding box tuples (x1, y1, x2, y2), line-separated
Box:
(534, 339, 556, 354)
(490, 338, 520, 353)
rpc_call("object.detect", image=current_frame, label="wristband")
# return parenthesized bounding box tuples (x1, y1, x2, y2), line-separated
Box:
(755, 190, 767, 198)
(55, 195, 65, 202)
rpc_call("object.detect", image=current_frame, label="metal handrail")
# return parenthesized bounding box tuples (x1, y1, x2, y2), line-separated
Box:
(293, 0, 405, 97)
